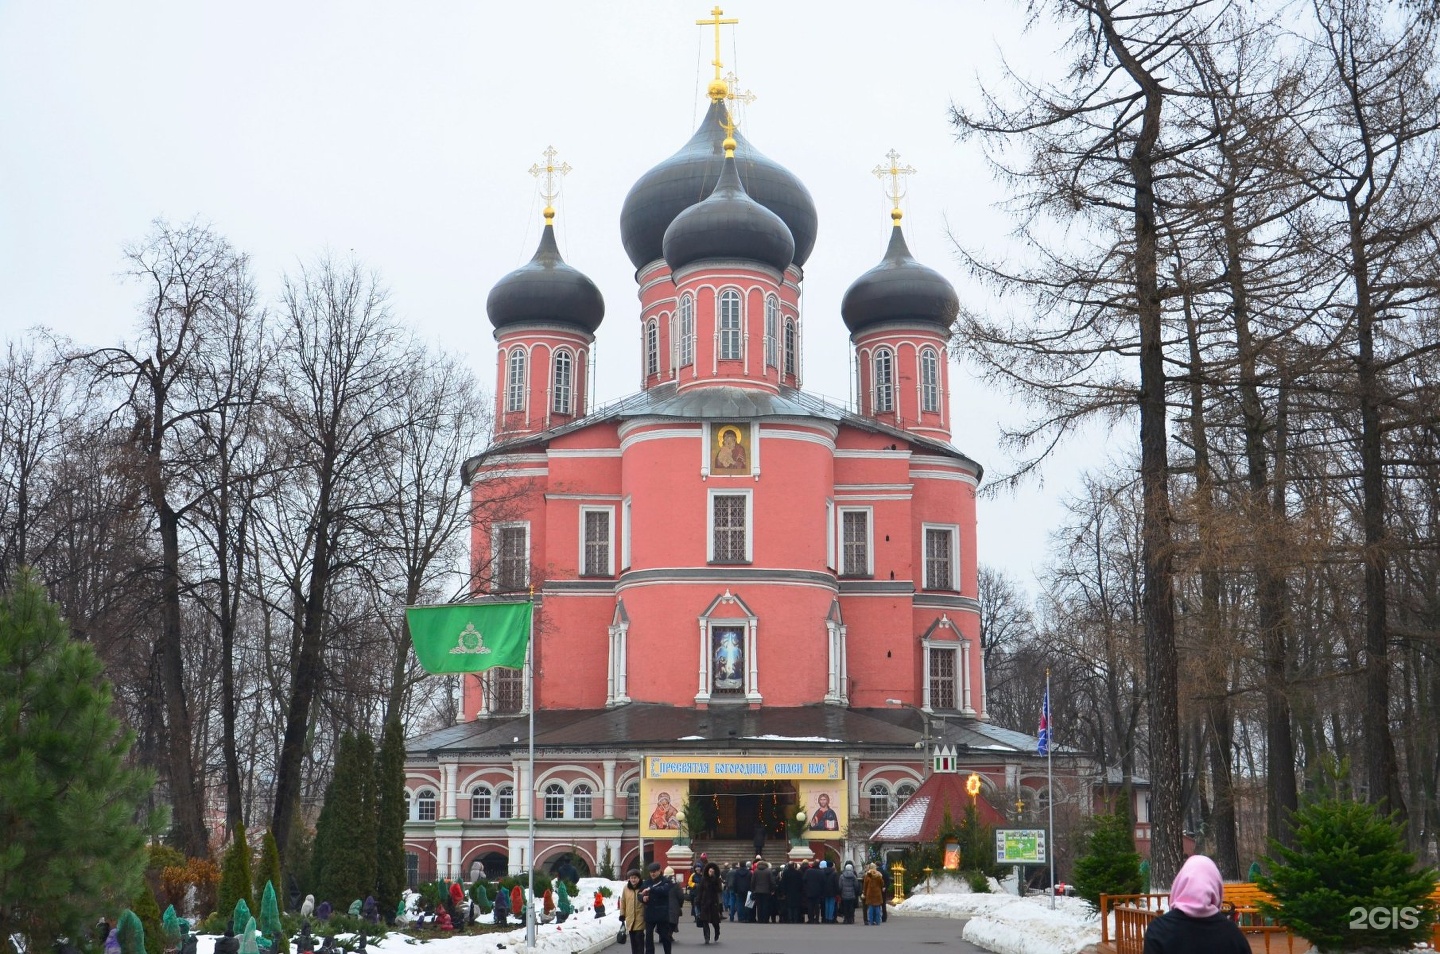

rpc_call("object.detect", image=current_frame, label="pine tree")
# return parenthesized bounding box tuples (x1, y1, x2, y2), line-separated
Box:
(218, 823, 255, 921)
(1071, 812, 1142, 910)
(956, 803, 1000, 878)
(116, 910, 145, 954)
(1258, 798, 1436, 951)
(255, 833, 284, 914)
(131, 886, 164, 954)
(314, 733, 378, 906)
(373, 718, 407, 924)
(0, 574, 157, 952)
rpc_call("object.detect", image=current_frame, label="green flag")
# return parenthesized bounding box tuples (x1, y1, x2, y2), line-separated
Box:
(406, 601, 532, 673)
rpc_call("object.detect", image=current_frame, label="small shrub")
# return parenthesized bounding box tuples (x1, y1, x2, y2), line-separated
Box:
(967, 870, 991, 893)
(1071, 812, 1141, 911)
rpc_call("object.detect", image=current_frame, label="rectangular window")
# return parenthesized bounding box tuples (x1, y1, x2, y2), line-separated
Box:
(552, 351, 573, 414)
(406, 853, 420, 890)
(680, 296, 695, 367)
(573, 787, 594, 820)
(841, 509, 870, 576)
(506, 351, 526, 412)
(929, 646, 957, 710)
(924, 526, 956, 590)
(718, 290, 742, 360)
(764, 297, 779, 367)
(491, 668, 524, 714)
(920, 348, 940, 413)
(544, 787, 565, 820)
(498, 787, 515, 819)
(495, 524, 528, 591)
(626, 785, 640, 820)
(646, 322, 659, 376)
(581, 508, 612, 576)
(711, 493, 749, 563)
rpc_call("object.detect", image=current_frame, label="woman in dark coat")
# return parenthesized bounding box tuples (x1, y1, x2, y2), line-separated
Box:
(1143, 855, 1249, 954)
(693, 862, 724, 944)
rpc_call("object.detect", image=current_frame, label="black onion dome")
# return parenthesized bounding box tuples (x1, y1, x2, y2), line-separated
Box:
(620, 98, 818, 270)
(662, 155, 796, 274)
(486, 223, 605, 334)
(840, 225, 959, 334)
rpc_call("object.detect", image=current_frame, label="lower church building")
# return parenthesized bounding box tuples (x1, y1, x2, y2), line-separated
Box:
(402, 12, 1066, 883)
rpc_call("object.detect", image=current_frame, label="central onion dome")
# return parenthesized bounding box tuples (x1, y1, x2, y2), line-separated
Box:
(620, 97, 817, 270)
(841, 221, 959, 334)
(662, 154, 795, 274)
(487, 221, 605, 334)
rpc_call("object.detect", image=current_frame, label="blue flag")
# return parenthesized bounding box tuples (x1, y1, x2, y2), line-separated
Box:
(1037, 683, 1051, 756)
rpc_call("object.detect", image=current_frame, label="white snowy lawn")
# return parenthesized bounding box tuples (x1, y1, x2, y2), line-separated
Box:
(890, 875, 1103, 954)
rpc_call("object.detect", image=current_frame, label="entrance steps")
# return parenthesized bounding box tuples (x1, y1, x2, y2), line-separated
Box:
(689, 839, 781, 868)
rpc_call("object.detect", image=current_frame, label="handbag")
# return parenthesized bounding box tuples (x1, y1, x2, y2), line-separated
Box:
(615, 928, 627, 946)
(744, 892, 755, 909)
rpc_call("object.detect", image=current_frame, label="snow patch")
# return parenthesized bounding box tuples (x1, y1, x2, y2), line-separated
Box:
(741, 734, 842, 742)
(893, 890, 1101, 954)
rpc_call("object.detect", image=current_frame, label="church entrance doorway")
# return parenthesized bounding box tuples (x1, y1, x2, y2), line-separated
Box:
(690, 780, 797, 842)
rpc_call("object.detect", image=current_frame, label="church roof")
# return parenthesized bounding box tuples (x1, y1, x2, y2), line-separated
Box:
(868, 771, 1009, 843)
(662, 154, 795, 274)
(841, 223, 959, 335)
(463, 384, 983, 482)
(486, 222, 605, 334)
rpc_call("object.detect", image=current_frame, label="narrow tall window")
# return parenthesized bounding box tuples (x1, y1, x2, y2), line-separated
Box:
(921, 347, 940, 412)
(496, 525, 528, 591)
(718, 290, 742, 359)
(679, 295, 695, 367)
(471, 786, 492, 820)
(764, 295, 779, 367)
(552, 350, 573, 414)
(497, 785, 515, 819)
(544, 783, 566, 820)
(711, 494, 747, 562)
(572, 783, 594, 820)
(645, 320, 659, 377)
(784, 319, 797, 376)
(929, 646, 957, 709)
(506, 349, 527, 412)
(924, 527, 955, 590)
(841, 510, 869, 576)
(417, 789, 437, 822)
(583, 509, 611, 576)
(868, 783, 892, 818)
(626, 781, 640, 820)
(874, 348, 894, 413)
(492, 668, 524, 713)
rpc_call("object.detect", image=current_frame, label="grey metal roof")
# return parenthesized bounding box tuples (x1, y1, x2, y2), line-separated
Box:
(462, 384, 983, 482)
(662, 155, 795, 274)
(841, 224, 958, 335)
(486, 223, 605, 334)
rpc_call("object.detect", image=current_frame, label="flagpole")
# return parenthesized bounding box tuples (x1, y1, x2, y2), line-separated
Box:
(1046, 668, 1055, 910)
(526, 587, 537, 950)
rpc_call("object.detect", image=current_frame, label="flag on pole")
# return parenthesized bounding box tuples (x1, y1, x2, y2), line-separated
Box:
(405, 601, 532, 674)
(1037, 682, 1051, 756)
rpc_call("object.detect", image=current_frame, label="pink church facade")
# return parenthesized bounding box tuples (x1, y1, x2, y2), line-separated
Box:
(402, 63, 1061, 885)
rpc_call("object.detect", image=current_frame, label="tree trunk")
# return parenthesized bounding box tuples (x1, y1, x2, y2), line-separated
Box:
(156, 499, 208, 858)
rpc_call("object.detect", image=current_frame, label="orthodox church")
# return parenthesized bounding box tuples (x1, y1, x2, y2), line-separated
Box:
(401, 15, 1061, 883)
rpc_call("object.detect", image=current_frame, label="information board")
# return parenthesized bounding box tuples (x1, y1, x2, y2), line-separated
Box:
(995, 828, 1047, 864)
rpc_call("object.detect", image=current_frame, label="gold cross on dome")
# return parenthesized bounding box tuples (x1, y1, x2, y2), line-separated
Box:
(873, 148, 917, 223)
(697, 6, 739, 97)
(528, 145, 572, 224)
(723, 71, 756, 108)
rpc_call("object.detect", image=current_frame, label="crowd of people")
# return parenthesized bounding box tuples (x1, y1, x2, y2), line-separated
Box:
(618, 854, 893, 954)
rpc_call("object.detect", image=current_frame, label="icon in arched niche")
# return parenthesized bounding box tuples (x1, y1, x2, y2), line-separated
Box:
(711, 422, 751, 475)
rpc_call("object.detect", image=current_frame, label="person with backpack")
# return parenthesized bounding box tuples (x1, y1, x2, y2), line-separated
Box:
(838, 861, 860, 924)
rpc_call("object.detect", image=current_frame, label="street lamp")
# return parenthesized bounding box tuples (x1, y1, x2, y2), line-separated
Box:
(886, 699, 937, 751)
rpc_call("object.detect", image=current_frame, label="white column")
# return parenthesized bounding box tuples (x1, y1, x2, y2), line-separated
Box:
(441, 763, 458, 819)
(516, 758, 532, 820)
(745, 617, 762, 702)
(961, 640, 974, 713)
(607, 627, 618, 705)
(617, 625, 629, 702)
(695, 619, 710, 703)
(839, 624, 849, 704)
(603, 760, 617, 819)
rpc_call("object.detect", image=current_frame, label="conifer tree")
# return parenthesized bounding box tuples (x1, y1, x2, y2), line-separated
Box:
(313, 733, 378, 906)
(259, 882, 288, 954)
(230, 900, 251, 938)
(218, 823, 255, 921)
(373, 718, 407, 923)
(1071, 812, 1143, 910)
(116, 910, 145, 954)
(0, 574, 157, 952)
(131, 886, 164, 954)
(255, 833, 284, 914)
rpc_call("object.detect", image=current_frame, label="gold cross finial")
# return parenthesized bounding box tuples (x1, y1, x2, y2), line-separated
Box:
(697, 6, 739, 101)
(723, 71, 757, 108)
(719, 107, 738, 158)
(528, 145, 572, 225)
(873, 148, 917, 225)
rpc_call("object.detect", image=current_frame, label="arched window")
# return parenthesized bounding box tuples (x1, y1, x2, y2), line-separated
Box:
(497, 785, 515, 819)
(679, 295, 695, 367)
(626, 781, 640, 820)
(645, 320, 659, 377)
(718, 290, 742, 360)
(544, 783, 566, 820)
(764, 295, 779, 367)
(784, 319, 797, 376)
(552, 351, 573, 414)
(417, 789, 437, 822)
(920, 347, 940, 413)
(572, 783, 594, 820)
(873, 348, 894, 413)
(403, 791, 412, 818)
(895, 782, 917, 805)
(868, 783, 892, 818)
(471, 785, 492, 820)
(506, 349, 527, 412)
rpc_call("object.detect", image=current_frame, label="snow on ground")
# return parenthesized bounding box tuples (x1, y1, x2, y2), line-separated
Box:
(891, 877, 1101, 954)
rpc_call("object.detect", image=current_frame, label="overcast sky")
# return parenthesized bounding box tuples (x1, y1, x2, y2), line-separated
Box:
(0, 1, 1115, 592)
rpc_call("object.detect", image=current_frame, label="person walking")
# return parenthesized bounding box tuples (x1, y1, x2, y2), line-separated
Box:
(641, 862, 674, 954)
(722, 864, 737, 922)
(694, 861, 724, 944)
(665, 866, 684, 938)
(862, 863, 886, 926)
(1143, 855, 1249, 954)
(619, 869, 646, 954)
(802, 861, 825, 924)
(750, 860, 775, 924)
(838, 861, 859, 924)
(732, 861, 753, 923)
(821, 860, 839, 923)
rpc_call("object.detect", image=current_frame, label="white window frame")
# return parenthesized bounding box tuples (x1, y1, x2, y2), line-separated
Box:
(920, 632, 973, 714)
(544, 783, 566, 820)
(497, 784, 515, 819)
(506, 348, 527, 413)
(838, 507, 873, 577)
(764, 295, 779, 367)
(707, 489, 753, 563)
(695, 597, 762, 705)
(784, 318, 797, 377)
(579, 506, 614, 577)
(718, 289, 742, 360)
(825, 498, 836, 570)
(920, 347, 940, 413)
(867, 783, 892, 819)
(625, 780, 641, 820)
(552, 349, 574, 414)
(417, 789, 438, 822)
(895, 782, 917, 805)
(922, 523, 959, 591)
(492, 522, 530, 592)
(470, 785, 492, 820)
(608, 611, 630, 706)
(622, 496, 632, 570)
(572, 783, 594, 820)
(679, 294, 695, 367)
(873, 347, 895, 413)
(645, 319, 659, 377)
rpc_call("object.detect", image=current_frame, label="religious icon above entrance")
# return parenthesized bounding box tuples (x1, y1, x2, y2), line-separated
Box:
(710, 422, 752, 475)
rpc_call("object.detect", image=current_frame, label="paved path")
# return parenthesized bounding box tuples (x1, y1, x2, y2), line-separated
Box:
(659, 916, 987, 953)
